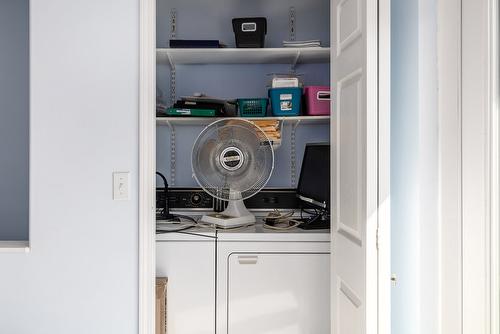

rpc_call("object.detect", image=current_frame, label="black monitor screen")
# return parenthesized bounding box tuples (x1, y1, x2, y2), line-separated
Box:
(297, 143, 330, 208)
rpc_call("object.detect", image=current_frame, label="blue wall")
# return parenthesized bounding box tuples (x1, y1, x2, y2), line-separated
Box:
(0, 0, 139, 332)
(391, 0, 421, 333)
(156, 0, 331, 187)
(0, 0, 29, 240)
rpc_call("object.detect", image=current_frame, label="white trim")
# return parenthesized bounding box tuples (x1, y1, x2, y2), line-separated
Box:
(440, 1, 499, 332)
(488, 0, 499, 332)
(437, 1, 463, 333)
(29, 0, 32, 246)
(462, 0, 492, 332)
(142, 1, 392, 333)
(139, 0, 156, 333)
(378, 0, 391, 333)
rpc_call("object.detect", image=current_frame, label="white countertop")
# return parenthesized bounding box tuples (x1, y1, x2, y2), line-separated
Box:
(156, 221, 330, 243)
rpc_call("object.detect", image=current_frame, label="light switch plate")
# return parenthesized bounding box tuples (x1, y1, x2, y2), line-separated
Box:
(113, 172, 130, 200)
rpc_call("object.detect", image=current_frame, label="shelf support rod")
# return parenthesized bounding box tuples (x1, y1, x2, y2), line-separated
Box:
(168, 8, 177, 107)
(169, 65, 176, 107)
(289, 6, 296, 42)
(170, 8, 177, 40)
(290, 119, 301, 187)
(165, 121, 176, 186)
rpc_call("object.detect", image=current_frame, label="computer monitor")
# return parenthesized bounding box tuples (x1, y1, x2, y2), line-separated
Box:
(297, 143, 330, 209)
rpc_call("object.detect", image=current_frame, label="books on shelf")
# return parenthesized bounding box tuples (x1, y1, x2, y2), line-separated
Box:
(251, 119, 282, 146)
(165, 108, 216, 117)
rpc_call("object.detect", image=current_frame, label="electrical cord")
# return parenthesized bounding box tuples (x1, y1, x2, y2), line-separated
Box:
(156, 171, 175, 221)
(155, 170, 200, 232)
(196, 221, 255, 231)
(156, 225, 196, 233)
(174, 230, 218, 239)
(298, 207, 331, 230)
(262, 209, 302, 230)
(156, 215, 199, 233)
(301, 208, 320, 217)
(170, 214, 197, 224)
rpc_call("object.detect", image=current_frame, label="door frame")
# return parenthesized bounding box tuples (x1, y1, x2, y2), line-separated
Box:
(488, 0, 499, 332)
(460, 0, 499, 333)
(378, 0, 391, 333)
(138, 0, 391, 333)
(437, 0, 463, 333)
(139, 0, 156, 333)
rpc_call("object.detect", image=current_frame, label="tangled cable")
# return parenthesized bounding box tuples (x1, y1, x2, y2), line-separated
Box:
(262, 209, 302, 230)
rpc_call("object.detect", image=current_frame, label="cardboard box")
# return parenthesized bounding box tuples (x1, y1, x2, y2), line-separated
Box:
(156, 277, 168, 334)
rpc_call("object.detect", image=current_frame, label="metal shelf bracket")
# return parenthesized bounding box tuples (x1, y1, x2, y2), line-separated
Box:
(289, 7, 296, 42)
(290, 119, 301, 187)
(291, 50, 301, 73)
(169, 65, 176, 107)
(165, 121, 176, 185)
(170, 8, 177, 39)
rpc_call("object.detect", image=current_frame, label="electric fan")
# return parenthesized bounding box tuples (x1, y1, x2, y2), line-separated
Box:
(192, 119, 275, 228)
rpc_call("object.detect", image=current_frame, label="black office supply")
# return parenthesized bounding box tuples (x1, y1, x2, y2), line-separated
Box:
(232, 17, 267, 48)
(297, 143, 330, 208)
(169, 39, 222, 48)
(296, 143, 331, 230)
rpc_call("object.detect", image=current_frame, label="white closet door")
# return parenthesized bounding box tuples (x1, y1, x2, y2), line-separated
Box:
(330, 0, 389, 333)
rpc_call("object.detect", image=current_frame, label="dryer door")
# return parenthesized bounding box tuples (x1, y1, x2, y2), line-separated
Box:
(227, 252, 330, 334)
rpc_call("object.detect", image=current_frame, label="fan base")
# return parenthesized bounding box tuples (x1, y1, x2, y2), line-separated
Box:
(201, 213, 256, 228)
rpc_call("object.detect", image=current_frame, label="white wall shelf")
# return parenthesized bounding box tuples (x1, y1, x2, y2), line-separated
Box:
(156, 115, 330, 126)
(157, 47, 331, 66)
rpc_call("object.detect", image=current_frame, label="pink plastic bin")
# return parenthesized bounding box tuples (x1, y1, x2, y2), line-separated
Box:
(304, 86, 331, 116)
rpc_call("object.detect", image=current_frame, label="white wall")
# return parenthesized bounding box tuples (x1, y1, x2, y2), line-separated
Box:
(391, 0, 439, 333)
(0, 0, 139, 332)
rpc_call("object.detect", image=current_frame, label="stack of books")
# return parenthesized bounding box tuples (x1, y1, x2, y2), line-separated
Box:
(161, 94, 237, 117)
(252, 119, 282, 147)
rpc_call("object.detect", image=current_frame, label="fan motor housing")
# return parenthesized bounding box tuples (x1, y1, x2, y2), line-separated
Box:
(219, 146, 244, 171)
(191, 118, 274, 204)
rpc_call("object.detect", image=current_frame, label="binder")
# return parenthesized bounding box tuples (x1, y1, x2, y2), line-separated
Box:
(165, 108, 216, 117)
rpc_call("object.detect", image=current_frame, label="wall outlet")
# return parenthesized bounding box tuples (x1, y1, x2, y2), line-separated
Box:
(113, 172, 130, 200)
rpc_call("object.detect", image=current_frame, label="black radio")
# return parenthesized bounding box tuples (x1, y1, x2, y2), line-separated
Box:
(156, 187, 213, 210)
(156, 187, 301, 218)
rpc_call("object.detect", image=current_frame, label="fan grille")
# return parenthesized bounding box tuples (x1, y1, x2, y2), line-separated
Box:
(191, 119, 274, 201)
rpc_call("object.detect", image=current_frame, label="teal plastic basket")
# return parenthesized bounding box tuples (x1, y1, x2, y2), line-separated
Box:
(269, 87, 302, 116)
(237, 98, 268, 117)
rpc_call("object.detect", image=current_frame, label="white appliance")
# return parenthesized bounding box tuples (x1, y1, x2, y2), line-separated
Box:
(156, 227, 331, 334)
